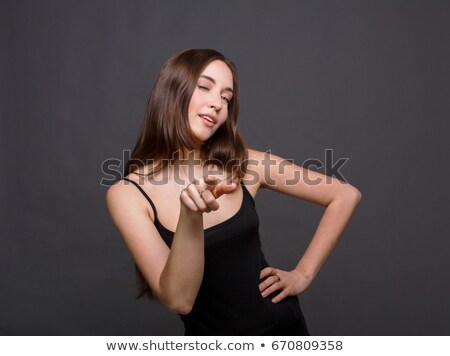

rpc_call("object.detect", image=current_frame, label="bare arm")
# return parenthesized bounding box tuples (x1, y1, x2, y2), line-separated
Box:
(248, 149, 362, 303)
(158, 204, 204, 314)
(106, 176, 236, 314)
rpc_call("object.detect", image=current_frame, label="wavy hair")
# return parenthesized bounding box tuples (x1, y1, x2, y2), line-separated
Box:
(123, 49, 248, 298)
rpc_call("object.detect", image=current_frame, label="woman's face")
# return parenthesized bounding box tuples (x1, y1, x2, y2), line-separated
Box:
(188, 60, 234, 142)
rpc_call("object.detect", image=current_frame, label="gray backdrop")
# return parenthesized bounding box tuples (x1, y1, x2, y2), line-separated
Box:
(2, 0, 449, 335)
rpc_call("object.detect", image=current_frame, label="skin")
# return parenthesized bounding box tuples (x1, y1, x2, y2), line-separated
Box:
(247, 149, 362, 303)
(106, 59, 362, 315)
(187, 60, 233, 143)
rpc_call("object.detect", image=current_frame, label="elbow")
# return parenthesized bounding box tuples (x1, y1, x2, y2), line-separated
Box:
(165, 301, 194, 315)
(158, 279, 197, 315)
(350, 186, 362, 203)
(338, 185, 362, 205)
(160, 293, 194, 315)
(348, 186, 362, 207)
(176, 305, 193, 315)
(329, 185, 362, 207)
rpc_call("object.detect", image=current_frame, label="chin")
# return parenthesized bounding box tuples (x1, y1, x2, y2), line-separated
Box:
(193, 130, 214, 143)
(197, 136, 211, 143)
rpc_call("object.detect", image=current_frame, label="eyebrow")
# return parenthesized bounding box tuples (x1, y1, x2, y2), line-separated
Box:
(199, 75, 234, 95)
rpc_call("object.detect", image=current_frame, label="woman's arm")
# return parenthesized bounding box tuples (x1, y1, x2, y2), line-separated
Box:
(157, 203, 205, 314)
(248, 149, 362, 303)
(158, 177, 236, 313)
(106, 176, 236, 314)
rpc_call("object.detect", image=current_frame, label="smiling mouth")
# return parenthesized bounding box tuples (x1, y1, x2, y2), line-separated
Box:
(200, 115, 214, 123)
(199, 114, 215, 126)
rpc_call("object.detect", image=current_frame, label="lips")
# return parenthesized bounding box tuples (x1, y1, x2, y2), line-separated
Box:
(199, 114, 217, 127)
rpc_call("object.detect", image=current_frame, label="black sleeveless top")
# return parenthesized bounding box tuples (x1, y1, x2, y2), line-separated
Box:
(123, 178, 309, 336)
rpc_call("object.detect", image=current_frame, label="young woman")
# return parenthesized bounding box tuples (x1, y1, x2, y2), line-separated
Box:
(106, 49, 362, 335)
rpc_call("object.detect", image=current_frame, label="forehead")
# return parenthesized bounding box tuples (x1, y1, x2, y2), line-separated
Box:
(199, 60, 233, 88)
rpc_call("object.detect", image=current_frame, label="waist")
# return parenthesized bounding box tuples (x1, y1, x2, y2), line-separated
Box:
(182, 294, 303, 336)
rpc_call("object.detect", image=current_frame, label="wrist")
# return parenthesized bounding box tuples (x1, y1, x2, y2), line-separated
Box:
(179, 203, 204, 227)
(293, 266, 316, 282)
(180, 202, 203, 215)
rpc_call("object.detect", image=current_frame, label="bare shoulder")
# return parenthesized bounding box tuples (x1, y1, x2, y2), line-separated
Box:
(105, 174, 170, 301)
(247, 148, 263, 161)
(105, 174, 155, 222)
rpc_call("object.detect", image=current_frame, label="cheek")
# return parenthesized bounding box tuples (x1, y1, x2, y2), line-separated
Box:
(188, 98, 200, 121)
(188, 92, 200, 111)
(217, 116, 228, 129)
(221, 109, 229, 123)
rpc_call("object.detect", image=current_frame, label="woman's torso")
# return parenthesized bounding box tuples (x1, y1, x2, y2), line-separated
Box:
(124, 163, 308, 335)
(126, 164, 260, 230)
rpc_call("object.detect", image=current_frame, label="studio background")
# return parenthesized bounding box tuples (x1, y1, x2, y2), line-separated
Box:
(2, 0, 449, 335)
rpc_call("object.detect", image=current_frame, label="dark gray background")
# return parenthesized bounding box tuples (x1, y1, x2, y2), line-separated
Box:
(2, 0, 449, 335)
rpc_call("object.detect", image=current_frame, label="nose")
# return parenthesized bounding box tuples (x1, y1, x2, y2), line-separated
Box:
(208, 91, 222, 111)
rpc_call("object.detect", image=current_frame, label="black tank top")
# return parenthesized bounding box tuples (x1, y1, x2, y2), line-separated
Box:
(122, 178, 309, 336)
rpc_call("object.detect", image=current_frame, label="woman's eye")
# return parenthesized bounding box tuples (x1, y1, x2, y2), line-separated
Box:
(221, 96, 231, 104)
(198, 85, 209, 90)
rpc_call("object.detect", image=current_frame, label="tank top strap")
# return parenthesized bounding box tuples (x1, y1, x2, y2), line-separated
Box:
(122, 177, 251, 222)
(122, 177, 158, 219)
(239, 179, 255, 206)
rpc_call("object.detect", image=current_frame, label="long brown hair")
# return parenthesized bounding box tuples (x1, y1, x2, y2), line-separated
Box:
(124, 49, 248, 299)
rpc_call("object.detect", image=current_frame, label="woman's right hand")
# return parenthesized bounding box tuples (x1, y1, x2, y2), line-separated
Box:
(179, 176, 237, 213)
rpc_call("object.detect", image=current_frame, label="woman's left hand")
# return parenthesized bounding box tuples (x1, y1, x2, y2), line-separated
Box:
(259, 267, 314, 303)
